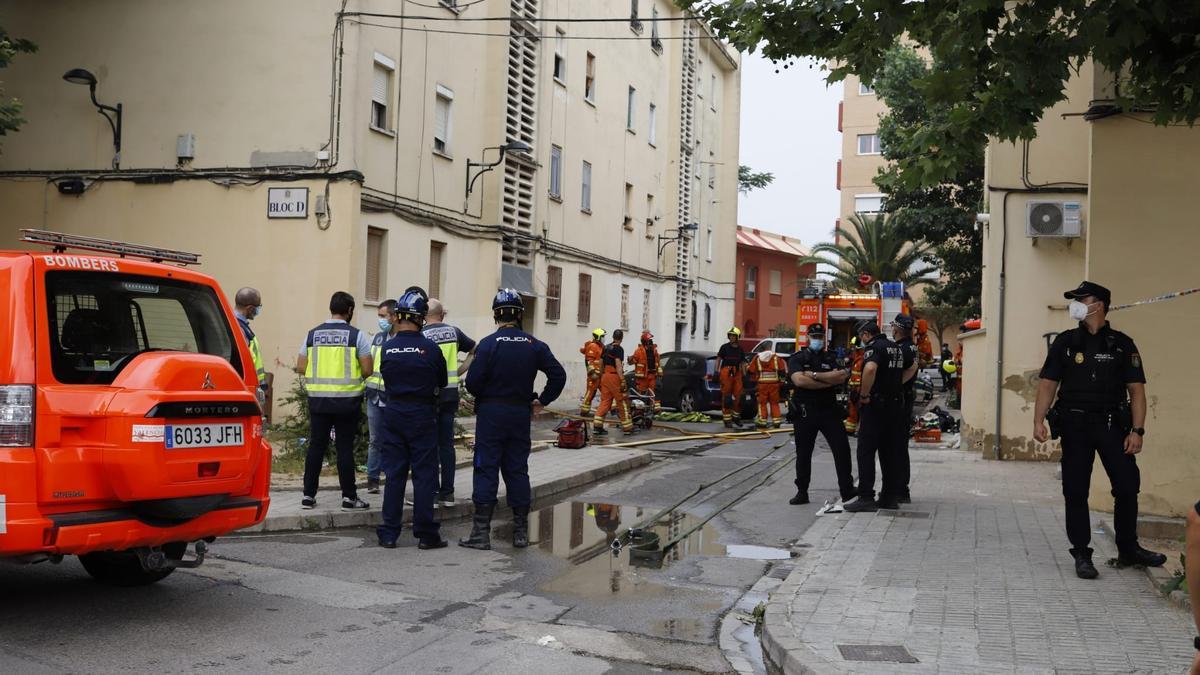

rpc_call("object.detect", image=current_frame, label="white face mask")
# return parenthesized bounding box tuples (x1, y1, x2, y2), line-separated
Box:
(1068, 300, 1097, 322)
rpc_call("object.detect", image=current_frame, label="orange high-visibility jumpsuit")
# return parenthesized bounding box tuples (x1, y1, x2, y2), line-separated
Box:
(594, 344, 632, 433)
(749, 353, 788, 428)
(915, 323, 933, 370)
(716, 343, 746, 426)
(629, 343, 663, 413)
(579, 339, 604, 415)
(844, 348, 865, 434)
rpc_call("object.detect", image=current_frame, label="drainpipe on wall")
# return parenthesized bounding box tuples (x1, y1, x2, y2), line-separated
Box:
(990, 185, 1088, 461)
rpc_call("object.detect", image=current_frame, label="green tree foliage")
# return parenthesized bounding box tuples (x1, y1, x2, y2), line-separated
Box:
(799, 213, 937, 291)
(680, 0, 1200, 188)
(738, 164, 775, 193)
(0, 28, 36, 146)
(913, 304, 972, 345)
(874, 46, 984, 314)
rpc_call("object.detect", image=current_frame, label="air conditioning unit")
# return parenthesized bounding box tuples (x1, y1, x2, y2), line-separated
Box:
(1026, 200, 1083, 238)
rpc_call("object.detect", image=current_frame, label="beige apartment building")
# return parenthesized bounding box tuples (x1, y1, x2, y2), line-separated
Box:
(0, 0, 741, 407)
(961, 61, 1200, 518)
(837, 73, 888, 234)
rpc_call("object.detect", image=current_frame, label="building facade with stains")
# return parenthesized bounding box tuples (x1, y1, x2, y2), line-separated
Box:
(961, 62, 1200, 517)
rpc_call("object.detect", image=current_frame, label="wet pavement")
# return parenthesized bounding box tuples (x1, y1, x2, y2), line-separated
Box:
(0, 420, 847, 673)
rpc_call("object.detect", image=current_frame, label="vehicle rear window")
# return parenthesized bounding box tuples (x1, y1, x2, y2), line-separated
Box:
(776, 341, 796, 355)
(45, 271, 242, 385)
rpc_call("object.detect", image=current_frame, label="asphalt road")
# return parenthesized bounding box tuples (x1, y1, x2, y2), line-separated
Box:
(0, 425, 851, 674)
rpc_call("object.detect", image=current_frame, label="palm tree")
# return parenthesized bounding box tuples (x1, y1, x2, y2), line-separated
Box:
(799, 213, 938, 290)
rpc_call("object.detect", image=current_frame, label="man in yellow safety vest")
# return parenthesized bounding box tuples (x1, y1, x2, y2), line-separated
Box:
(295, 291, 374, 511)
(234, 287, 268, 405)
(422, 298, 476, 507)
(364, 299, 398, 494)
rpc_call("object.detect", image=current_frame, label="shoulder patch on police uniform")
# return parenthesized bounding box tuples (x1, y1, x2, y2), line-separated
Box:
(1074, 352, 1085, 364)
(1131, 353, 1141, 368)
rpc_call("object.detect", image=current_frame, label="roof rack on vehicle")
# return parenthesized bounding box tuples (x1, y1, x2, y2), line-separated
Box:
(20, 229, 201, 266)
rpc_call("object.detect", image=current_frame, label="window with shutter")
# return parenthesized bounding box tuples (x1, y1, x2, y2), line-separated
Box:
(648, 103, 657, 146)
(745, 266, 757, 300)
(371, 60, 392, 131)
(585, 53, 596, 102)
(553, 29, 566, 82)
(642, 288, 650, 330)
(429, 242, 445, 299)
(546, 266, 562, 321)
(581, 161, 592, 212)
(549, 145, 562, 198)
(626, 86, 636, 131)
(434, 86, 453, 155)
(620, 284, 630, 330)
(769, 269, 782, 295)
(577, 273, 592, 324)
(366, 228, 386, 301)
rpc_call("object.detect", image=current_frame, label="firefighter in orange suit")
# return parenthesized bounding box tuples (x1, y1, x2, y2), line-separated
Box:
(844, 337, 865, 434)
(915, 319, 933, 369)
(579, 328, 606, 416)
(717, 327, 748, 428)
(749, 350, 788, 429)
(630, 331, 663, 414)
(593, 329, 633, 436)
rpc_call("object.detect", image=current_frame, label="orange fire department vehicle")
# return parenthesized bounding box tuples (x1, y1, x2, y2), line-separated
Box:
(0, 230, 271, 585)
(794, 279, 908, 351)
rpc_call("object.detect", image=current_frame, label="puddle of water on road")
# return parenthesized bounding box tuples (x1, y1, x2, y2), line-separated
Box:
(725, 544, 794, 560)
(529, 501, 724, 600)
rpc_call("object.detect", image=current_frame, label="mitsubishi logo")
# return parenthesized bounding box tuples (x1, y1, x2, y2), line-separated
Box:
(202, 372, 215, 390)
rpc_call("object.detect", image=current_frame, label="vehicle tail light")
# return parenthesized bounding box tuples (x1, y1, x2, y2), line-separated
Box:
(0, 385, 34, 447)
(42, 526, 59, 547)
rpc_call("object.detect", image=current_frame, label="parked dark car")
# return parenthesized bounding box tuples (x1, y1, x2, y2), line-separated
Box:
(650, 351, 766, 420)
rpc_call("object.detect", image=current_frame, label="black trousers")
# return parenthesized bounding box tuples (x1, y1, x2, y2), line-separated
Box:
(793, 403, 856, 501)
(1059, 410, 1140, 552)
(855, 400, 903, 501)
(892, 393, 915, 498)
(304, 403, 361, 500)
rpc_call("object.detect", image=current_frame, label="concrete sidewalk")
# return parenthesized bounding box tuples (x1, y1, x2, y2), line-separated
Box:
(250, 445, 651, 533)
(762, 446, 1195, 674)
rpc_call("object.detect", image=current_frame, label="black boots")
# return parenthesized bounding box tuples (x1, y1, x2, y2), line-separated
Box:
(458, 503, 494, 550)
(513, 507, 530, 548)
(1118, 545, 1168, 568)
(1071, 547, 1099, 579)
(788, 491, 810, 506)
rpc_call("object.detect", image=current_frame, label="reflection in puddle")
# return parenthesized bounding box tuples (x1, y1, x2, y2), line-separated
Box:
(532, 501, 724, 599)
(725, 544, 794, 560)
(650, 617, 709, 642)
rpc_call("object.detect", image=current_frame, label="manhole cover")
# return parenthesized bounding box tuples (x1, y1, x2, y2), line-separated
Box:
(892, 510, 931, 519)
(837, 644, 918, 663)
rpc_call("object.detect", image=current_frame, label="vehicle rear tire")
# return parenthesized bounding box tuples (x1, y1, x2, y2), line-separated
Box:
(678, 388, 698, 413)
(79, 542, 186, 587)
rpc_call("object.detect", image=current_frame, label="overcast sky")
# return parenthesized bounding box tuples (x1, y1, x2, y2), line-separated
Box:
(737, 53, 842, 248)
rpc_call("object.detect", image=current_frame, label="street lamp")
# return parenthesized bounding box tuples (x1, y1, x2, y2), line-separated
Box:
(657, 222, 699, 259)
(465, 141, 533, 202)
(62, 68, 122, 169)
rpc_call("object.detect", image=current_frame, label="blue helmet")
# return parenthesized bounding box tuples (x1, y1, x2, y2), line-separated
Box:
(395, 290, 429, 325)
(403, 285, 429, 302)
(492, 288, 524, 321)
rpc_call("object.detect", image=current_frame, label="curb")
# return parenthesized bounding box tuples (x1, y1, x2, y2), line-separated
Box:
(248, 447, 651, 534)
(759, 514, 852, 675)
(1099, 518, 1192, 613)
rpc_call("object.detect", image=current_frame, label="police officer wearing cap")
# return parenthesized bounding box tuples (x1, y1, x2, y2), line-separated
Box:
(844, 320, 905, 512)
(460, 289, 566, 550)
(1034, 281, 1165, 579)
(891, 314, 920, 503)
(376, 290, 448, 550)
(788, 323, 856, 506)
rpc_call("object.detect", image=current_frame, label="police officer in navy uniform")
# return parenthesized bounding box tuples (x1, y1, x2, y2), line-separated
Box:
(891, 315, 920, 503)
(375, 290, 448, 550)
(460, 290, 566, 550)
(844, 320, 905, 512)
(1034, 281, 1165, 579)
(787, 323, 856, 506)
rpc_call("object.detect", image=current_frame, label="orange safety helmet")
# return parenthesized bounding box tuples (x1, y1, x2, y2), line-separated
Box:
(641, 331, 654, 343)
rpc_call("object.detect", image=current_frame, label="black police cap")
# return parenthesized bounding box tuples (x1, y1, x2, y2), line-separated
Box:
(854, 320, 880, 336)
(806, 322, 825, 336)
(892, 314, 915, 331)
(1063, 281, 1111, 307)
